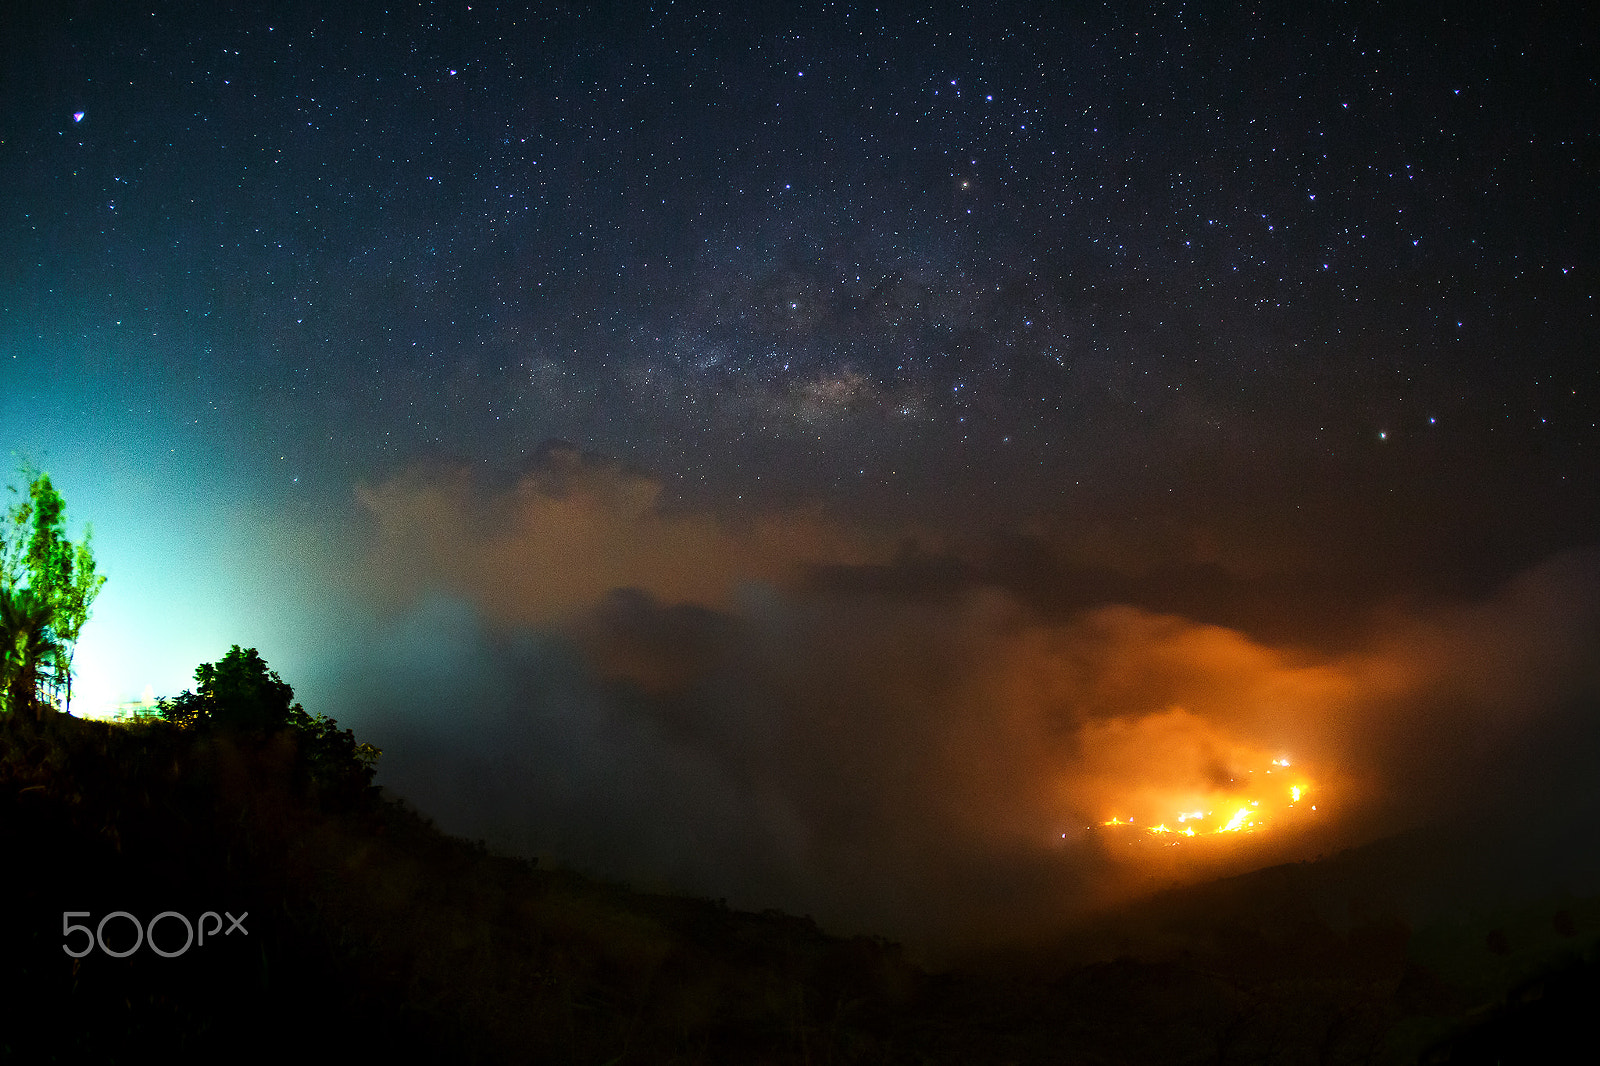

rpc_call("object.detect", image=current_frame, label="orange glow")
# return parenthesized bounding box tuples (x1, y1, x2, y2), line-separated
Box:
(1089, 745, 1318, 843)
(1067, 704, 1327, 853)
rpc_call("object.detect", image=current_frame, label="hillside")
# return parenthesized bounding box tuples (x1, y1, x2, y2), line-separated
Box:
(2, 711, 1594, 1064)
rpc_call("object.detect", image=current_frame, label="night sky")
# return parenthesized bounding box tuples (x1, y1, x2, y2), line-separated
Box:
(4, 0, 1598, 954)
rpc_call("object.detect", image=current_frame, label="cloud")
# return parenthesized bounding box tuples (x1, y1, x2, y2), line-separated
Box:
(1332, 547, 1600, 820)
(353, 443, 879, 622)
(333, 585, 1351, 954)
(329, 459, 1600, 958)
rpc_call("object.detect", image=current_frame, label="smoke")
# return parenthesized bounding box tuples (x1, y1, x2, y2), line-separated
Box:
(1332, 548, 1600, 825)
(328, 455, 1600, 958)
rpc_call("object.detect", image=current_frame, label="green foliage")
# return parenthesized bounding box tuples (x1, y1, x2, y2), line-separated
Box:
(0, 465, 104, 717)
(0, 588, 59, 717)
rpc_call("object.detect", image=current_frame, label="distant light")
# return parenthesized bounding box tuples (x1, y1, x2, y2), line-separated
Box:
(73, 111, 85, 123)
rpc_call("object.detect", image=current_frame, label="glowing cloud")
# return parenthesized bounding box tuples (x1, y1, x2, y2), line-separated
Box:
(354, 445, 882, 622)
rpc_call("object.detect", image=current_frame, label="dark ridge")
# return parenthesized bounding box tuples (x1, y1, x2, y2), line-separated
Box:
(4, 710, 1597, 1064)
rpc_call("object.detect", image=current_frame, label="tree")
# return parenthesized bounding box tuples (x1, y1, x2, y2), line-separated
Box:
(0, 466, 104, 718)
(159, 646, 381, 800)
(286, 703, 384, 804)
(206, 645, 295, 733)
(158, 645, 294, 732)
(0, 588, 59, 719)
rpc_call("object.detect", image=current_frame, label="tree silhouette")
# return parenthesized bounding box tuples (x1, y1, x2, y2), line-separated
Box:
(160, 645, 381, 800)
(158, 645, 294, 733)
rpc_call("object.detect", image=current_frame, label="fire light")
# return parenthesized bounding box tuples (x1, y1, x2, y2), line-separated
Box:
(1092, 754, 1317, 842)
